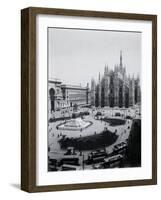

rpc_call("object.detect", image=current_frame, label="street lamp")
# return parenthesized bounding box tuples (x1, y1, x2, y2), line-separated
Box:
(82, 154, 85, 170)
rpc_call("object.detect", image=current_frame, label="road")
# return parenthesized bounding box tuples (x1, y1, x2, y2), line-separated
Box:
(48, 107, 135, 171)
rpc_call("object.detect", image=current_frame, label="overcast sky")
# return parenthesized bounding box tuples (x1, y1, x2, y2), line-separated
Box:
(48, 28, 141, 87)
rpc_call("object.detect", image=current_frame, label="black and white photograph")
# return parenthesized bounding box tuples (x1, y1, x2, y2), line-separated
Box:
(47, 27, 142, 172)
(20, 7, 157, 192)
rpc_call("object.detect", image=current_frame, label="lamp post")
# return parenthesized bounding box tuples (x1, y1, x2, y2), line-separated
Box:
(82, 154, 85, 170)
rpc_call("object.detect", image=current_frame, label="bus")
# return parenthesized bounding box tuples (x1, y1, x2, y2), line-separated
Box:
(61, 164, 82, 171)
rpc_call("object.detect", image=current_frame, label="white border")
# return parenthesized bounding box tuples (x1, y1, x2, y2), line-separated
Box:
(36, 14, 152, 186)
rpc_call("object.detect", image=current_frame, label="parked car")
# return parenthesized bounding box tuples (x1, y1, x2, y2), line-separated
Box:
(113, 142, 127, 154)
(126, 115, 133, 120)
(80, 111, 90, 116)
(95, 111, 102, 116)
(94, 112, 103, 120)
(115, 112, 121, 117)
(64, 147, 76, 155)
(84, 111, 90, 115)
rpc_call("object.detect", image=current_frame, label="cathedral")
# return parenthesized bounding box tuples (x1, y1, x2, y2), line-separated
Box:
(91, 51, 141, 108)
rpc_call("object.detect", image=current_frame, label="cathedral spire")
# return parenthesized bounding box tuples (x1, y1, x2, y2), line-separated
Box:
(104, 65, 106, 75)
(120, 50, 123, 68)
(106, 65, 108, 73)
(104, 65, 108, 75)
(99, 72, 101, 83)
(137, 73, 140, 80)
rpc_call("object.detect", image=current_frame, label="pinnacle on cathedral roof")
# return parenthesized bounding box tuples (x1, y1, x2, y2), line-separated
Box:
(104, 65, 109, 75)
(98, 72, 101, 82)
(120, 50, 123, 68)
(136, 73, 140, 80)
(115, 64, 118, 69)
(91, 77, 95, 83)
(132, 74, 135, 80)
(128, 74, 131, 80)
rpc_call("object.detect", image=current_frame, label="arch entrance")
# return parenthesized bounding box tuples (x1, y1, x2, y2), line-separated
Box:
(49, 88, 55, 112)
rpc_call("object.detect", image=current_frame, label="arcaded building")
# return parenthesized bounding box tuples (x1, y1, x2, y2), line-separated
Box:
(91, 51, 141, 108)
(48, 79, 90, 112)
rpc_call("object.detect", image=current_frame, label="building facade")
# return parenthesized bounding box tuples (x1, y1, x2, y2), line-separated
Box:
(48, 51, 141, 112)
(91, 51, 141, 108)
(48, 79, 90, 113)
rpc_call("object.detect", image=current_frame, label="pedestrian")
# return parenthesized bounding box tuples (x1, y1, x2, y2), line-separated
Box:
(80, 151, 82, 156)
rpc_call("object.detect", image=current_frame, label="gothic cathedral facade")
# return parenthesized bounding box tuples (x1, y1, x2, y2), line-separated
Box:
(91, 51, 141, 108)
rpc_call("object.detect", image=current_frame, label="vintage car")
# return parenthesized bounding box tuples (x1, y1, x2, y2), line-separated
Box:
(115, 112, 121, 117)
(64, 147, 76, 155)
(113, 142, 127, 154)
